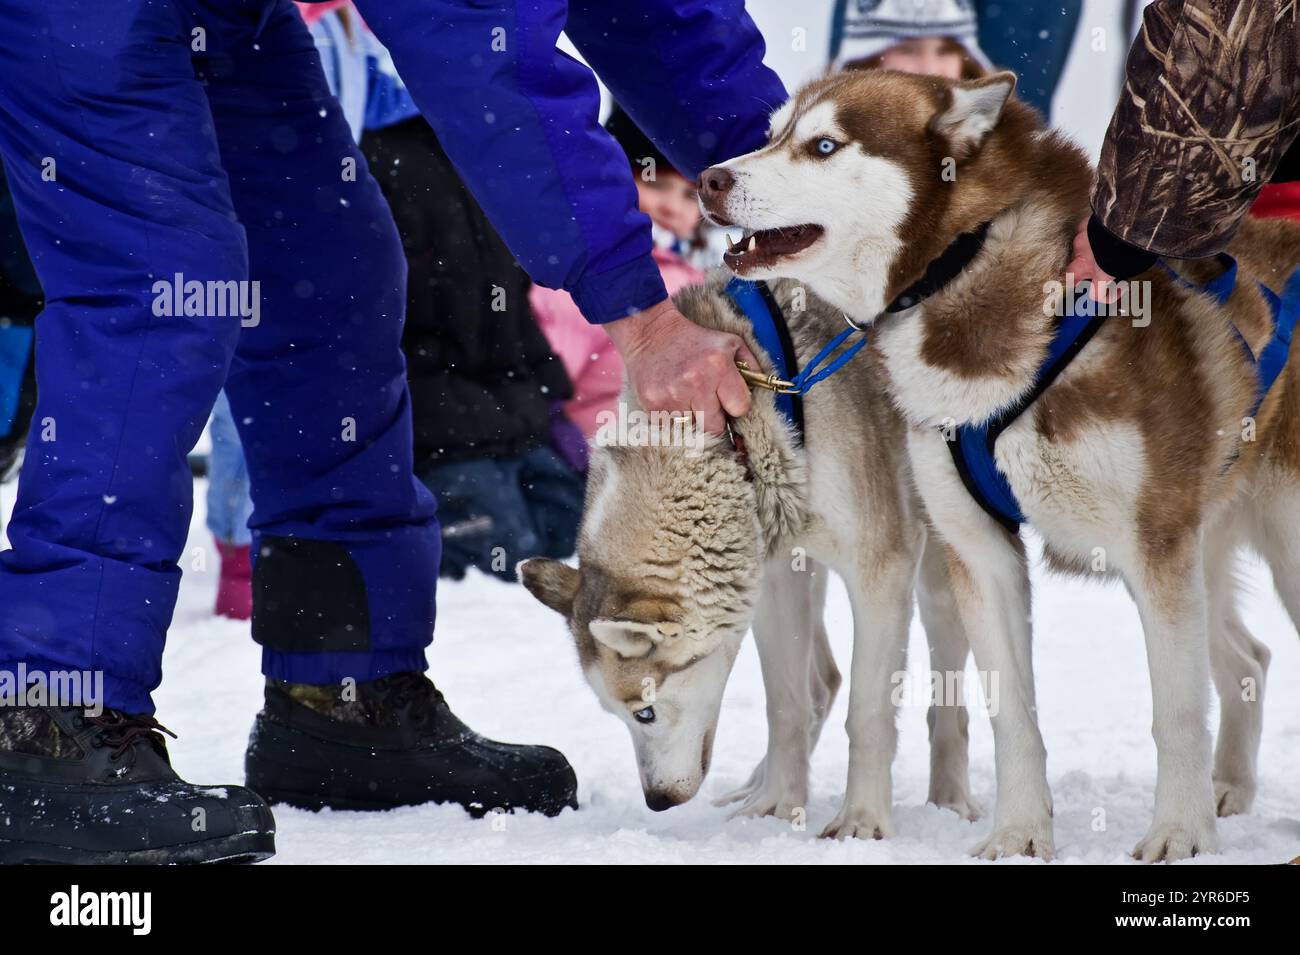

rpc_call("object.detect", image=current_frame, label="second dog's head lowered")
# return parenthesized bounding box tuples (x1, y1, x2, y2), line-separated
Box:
(698, 69, 1058, 326)
(519, 281, 807, 811)
(519, 439, 758, 811)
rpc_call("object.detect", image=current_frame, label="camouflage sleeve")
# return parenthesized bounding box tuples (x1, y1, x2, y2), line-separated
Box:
(1093, 0, 1300, 258)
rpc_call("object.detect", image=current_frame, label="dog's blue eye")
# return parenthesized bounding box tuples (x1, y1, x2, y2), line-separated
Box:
(815, 138, 838, 155)
(633, 706, 656, 724)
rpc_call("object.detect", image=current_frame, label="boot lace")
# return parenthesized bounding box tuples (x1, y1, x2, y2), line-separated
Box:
(384, 672, 446, 723)
(87, 711, 177, 760)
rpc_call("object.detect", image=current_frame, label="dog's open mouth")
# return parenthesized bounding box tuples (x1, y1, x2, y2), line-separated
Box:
(723, 224, 824, 274)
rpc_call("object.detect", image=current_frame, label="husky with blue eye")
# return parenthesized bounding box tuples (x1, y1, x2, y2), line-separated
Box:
(698, 67, 1300, 862)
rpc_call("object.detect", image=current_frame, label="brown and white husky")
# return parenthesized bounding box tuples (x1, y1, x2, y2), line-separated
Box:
(697, 67, 1300, 861)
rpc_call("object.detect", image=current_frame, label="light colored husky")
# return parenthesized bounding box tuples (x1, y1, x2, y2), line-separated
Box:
(520, 276, 981, 838)
(698, 67, 1300, 861)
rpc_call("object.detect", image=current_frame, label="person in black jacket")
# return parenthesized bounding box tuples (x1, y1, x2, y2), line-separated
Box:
(362, 116, 587, 581)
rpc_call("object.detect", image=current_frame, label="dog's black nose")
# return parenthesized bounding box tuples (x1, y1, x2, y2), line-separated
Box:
(698, 166, 734, 201)
(644, 790, 679, 812)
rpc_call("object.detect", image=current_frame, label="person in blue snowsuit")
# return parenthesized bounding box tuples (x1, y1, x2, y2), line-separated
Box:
(0, 0, 785, 863)
(205, 5, 422, 622)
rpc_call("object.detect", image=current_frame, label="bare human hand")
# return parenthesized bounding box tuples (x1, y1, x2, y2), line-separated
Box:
(1064, 216, 1121, 303)
(605, 298, 760, 435)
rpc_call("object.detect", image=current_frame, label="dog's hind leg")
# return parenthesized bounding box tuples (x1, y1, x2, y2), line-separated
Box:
(917, 532, 981, 821)
(715, 558, 832, 821)
(1254, 487, 1300, 635)
(805, 567, 842, 754)
(1210, 481, 1300, 817)
(1211, 599, 1268, 817)
(1204, 516, 1268, 817)
(1128, 539, 1218, 863)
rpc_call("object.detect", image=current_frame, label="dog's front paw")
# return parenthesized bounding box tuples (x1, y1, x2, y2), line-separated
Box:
(1214, 778, 1256, 818)
(819, 805, 895, 841)
(715, 766, 805, 821)
(1132, 819, 1218, 863)
(712, 758, 768, 808)
(713, 782, 759, 808)
(727, 791, 804, 821)
(969, 821, 1054, 861)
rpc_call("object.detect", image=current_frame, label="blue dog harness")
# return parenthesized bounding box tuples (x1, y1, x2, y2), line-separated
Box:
(1250, 268, 1300, 414)
(951, 252, 1300, 533)
(1162, 255, 1300, 419)
(948, 301, 1109, 533)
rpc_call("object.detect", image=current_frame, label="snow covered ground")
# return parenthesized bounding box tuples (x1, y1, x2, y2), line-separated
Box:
(6, 478, 1296, 865)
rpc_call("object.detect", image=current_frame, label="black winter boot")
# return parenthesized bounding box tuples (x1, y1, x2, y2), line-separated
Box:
(245, 672, 578, 817)
(0, 707, 275, 864)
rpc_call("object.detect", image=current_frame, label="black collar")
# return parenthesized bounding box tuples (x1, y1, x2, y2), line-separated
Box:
(884, 221, 992, 313)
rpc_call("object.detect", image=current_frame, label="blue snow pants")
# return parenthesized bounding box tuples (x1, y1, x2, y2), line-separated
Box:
(0, 0, 441, 713)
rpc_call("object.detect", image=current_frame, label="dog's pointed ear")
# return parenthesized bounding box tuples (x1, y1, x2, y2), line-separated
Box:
(930, 71, 1016, 162)
(518, 558, 580, 616)
(589, 619, 662, 658)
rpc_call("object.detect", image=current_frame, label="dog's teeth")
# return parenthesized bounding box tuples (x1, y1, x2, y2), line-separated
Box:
(747, 235, 757, 252)
(726, 234, 739, 253)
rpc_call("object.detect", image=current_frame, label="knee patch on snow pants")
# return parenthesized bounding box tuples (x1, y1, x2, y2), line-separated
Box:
(252, 537, 371, 654)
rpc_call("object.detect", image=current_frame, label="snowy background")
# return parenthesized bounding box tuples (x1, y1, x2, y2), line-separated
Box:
(4, 1, 1298, 865)
(6, 479, 1296, 865)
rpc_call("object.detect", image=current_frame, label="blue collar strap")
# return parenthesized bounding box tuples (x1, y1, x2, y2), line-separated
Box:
(791, 325, 871, 393)
(723, 277, 871, 445)
(723, 277, 805, 440)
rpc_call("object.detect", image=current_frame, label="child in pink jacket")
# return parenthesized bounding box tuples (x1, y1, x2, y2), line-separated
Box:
(531, 106, 705, 440)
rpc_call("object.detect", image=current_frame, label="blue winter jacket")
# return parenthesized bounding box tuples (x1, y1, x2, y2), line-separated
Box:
(355, 0, 787, 324)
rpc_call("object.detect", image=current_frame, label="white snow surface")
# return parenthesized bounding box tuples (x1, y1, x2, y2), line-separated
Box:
(3, 479, 1299, 864)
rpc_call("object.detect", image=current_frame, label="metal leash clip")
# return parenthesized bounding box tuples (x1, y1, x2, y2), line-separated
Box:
(735, 360, 797, 394)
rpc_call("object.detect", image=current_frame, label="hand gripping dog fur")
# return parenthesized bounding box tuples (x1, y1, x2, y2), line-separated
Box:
(698, 67, 1300, 861)
(521, 274, 982, 837)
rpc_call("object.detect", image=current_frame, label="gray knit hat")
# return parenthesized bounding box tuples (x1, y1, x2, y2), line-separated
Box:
(830, 0, 992, 72)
